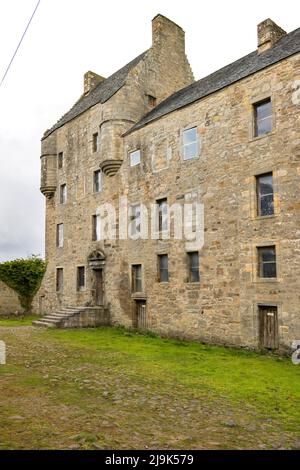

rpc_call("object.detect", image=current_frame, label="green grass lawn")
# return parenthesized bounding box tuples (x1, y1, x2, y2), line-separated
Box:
(0, 315, 39, 327)
(0, 324, 299, 450)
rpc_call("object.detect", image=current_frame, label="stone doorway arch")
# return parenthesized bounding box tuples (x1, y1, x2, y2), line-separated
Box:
(88, 250, 106, 306)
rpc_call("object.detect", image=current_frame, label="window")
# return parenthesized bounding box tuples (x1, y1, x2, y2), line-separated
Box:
(60, 184, 67, 204)
(132, 264, 142, 293)
(93, 132, 99, 152)
(158, 254, 169, 282)
(256, 173, 274, 216)
(130, 150, 141, 167)
(77, 267, 85, 291)
(58, 152, 63, 169)
(254, 99, 272, 137)
(257, 246, 277, 278)
(130, 204, 141, 237)
(183, 127, 198, 160)
(147, 95, 157, 107)
(56, 223, 64, 248)
(188, 252, 200, 282)
(92, 215, 101, 241)
(157, 198, 168, 232)
(93, 170, 102, 193)
(56, 268, 63, 292)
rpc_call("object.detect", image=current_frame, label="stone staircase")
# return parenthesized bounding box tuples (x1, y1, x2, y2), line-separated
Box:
(32, 306, 110, 329)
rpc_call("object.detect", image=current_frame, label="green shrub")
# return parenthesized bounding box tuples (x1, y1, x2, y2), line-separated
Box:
(0, 255, 46, 314)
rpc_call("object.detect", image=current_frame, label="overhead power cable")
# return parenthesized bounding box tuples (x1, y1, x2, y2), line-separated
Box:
(0, 0, 41, 88)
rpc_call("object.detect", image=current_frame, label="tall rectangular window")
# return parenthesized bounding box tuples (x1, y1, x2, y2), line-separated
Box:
(92, 215, 101, 241)
(56, 223, 64, 248)
(60, 184, 67, 204)
(188, 252, 200, 282)
(130, 150, 141, 167)
(77, 267, 85, 291)
(132, 264, 142, 293)
(158, 254, 169, 282)
(183, 127, 198, 160)
(58, 152, 63, 169)
(258, 246, 277, 278)
(93, 170, 102, 193)
(254, 99, 272, 137)
(157, 198, 168, 232)
(256, 172, 274, 216)
(56, 268, 63, 292)
(130, 204, 141, 237)
(93, 132, 99, 152)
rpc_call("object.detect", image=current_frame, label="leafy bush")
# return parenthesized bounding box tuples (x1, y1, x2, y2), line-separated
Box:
(0, 255, 46, 314)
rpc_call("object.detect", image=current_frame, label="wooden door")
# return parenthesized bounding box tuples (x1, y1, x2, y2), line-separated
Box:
(94, 269, 104, 306)
(259, 306, 279, 349)
(135, 301, 147, 330)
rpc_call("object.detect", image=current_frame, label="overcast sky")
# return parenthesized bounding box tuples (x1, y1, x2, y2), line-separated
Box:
(0, 0, 299, 261)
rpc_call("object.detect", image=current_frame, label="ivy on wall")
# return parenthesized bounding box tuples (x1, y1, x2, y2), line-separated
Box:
(0, 256, 46, 314)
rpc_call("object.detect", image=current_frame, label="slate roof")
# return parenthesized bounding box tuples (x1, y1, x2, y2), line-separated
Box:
(126, 26, 300, 135)
(43, 50, 148, 139)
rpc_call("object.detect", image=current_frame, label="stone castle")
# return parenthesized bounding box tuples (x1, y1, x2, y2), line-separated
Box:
(35, 14, 300, 352)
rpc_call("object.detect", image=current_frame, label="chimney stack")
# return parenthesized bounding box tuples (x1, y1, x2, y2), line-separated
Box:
(152, 14, 185, 54)
(257, 19, 286, 54)
(84, 71, 105, 95)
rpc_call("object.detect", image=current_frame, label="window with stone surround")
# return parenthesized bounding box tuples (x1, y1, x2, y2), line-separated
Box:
(129, 203, 141, 237)
(56, 268, 63, 292)
(257, 245, 277, 278)
(60, 184, 67, 204)
(182, 127, 198, 160)
(132, 264, 142, 293)
(254, 99, 272, 137)
(93, 170, 102, 193)
(256, 172, 274, 216)
(93, 132, 99, 153)
(130, 150, 141, 167)
(77, 266, 85, 291)
(56, 223, 64, 248)
(156, 198, 168, 233)
(58, 152, 63, 169)
(92, 214, 101, 241)
(188, 252, 200, 282)
(158, 254, 169, 282)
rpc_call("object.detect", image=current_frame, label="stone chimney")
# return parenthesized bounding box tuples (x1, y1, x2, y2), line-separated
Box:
(152, 14, 185, 54)
(84, 71, 105, 95)
(257, 19, 287, 54)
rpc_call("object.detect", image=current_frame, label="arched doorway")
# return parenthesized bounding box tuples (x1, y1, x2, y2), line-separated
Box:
(88, 250, 106, 306)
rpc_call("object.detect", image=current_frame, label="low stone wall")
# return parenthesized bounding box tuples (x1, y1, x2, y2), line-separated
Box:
(59, 307, 111, 328)
(0, 280, 24, 316)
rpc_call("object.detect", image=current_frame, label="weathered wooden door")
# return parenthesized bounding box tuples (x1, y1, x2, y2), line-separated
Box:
(135, 301, 147, 330)
(94, 269, 104, 306)
(259, 306, 279, 349)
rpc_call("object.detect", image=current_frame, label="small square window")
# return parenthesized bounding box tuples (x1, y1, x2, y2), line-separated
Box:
(56, 223, 64, 248)
(58, 152, 63, 169)
(56, 268, 63, 292)
(257, 246, 277, 278)
(147, 95, 157, 107)
(60, 184, 67, 204)
(254, 99, 272, 137)
(77, 266, 85, 291)
(130, 150, 141, 167)
(93, 170, 102, 193)
(183, 127, 198, 160)
(188, 252, 200, 282)
(132, 264, 142, 293)
(158, 254, 169, 282)
(256, 172, 274, 216)
(93, 133, 99, 152)
(92, 214, 101, 241)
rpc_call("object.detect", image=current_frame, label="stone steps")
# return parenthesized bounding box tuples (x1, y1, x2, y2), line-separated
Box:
(32, 306, 110, 329)
(33, 306, 85, 328)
